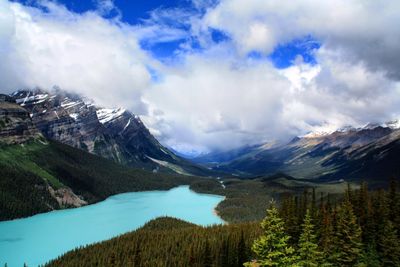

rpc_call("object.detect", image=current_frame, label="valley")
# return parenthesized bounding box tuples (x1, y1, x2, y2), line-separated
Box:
(1, 1, 399, 265)
(1, 89, 400, 266)
(200, 124, 400, 187)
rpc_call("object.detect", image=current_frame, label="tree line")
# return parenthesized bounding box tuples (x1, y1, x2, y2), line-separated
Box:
(36, 181, 400, 266)
(247, 181, 400, 266)
(0, 140, 197, 221)
(46, 217, 262, 267)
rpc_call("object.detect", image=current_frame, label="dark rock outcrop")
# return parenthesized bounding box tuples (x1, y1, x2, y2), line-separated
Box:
(0, 96, 42, 144)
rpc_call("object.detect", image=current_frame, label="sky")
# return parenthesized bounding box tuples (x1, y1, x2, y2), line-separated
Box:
(1, 0, 400, 155)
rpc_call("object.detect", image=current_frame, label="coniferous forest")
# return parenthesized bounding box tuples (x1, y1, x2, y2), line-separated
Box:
(0, 140, 198, 221)
(46, 181, 400, 267)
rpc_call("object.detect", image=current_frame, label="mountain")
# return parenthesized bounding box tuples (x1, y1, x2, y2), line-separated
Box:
(0, 96, 197, 220)
(205, 124, 400, 185)
(11, 88, 211, 176)
(191, 144, 264, 164)
(0, 94, 43, 144)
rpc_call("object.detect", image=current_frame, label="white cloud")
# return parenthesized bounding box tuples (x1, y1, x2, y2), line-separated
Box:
(143, 46, 400, 153)
(202, 0, 400, 78)
(95, 0, 121, 18)
(143, 52, 293, 152)
(1, 0, 400, 154)
(0, 0, 151, 113)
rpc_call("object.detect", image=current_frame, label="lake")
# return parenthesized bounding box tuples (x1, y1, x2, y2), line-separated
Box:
(0, 185, 224, 267)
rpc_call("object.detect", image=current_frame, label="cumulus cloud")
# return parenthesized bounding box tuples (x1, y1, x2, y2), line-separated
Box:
(143, 52, 291, 152)
(281, 51, 400, 134)
(144, 48, 400, 152)
(1, 0, 400, 154)
(142, 0, 400, 152)
(0, 0, 150, 113)
(202, 0, 400, 79)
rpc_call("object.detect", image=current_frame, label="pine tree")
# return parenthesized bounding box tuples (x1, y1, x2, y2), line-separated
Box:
(298, 210, 323, 267)
(133, 238, 141, 266)
(356, 182, 374, 243)
(319, 203, 334, 254)
(378, 220, 400, 266)
(331, 197, 363, 266)
(238, 230, 247, 266)
(203, 239, 213, 267)
(388, 178, 400, 234)
(358, 243, 380, 267)
(311, 188, 317, 220)
(245, 201, 298, 267)
(281, 196, 299, 240)
(300, 189, 309, 222)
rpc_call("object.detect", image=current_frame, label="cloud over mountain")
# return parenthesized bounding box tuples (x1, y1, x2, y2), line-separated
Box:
(0, 0, 150, 113)
(1, 0, 400, 154)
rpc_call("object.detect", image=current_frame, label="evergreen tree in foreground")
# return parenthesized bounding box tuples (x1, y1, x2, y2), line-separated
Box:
(378, 220, 400, 266)
(331, 196, 363, 266)
(298, 210, 323, 267)
(245, 201, 298, 267)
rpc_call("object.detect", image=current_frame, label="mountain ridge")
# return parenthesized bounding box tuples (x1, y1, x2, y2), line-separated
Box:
(194, 123, 400, 185)
(10, 88, 213, 176)
(0, 97, 200, 220)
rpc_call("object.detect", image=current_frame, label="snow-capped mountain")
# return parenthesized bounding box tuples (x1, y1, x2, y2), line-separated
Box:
(10, 88, 210, 176)
(199, 122, 400, 186)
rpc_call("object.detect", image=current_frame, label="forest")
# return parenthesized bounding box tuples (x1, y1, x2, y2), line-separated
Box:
(45, 180, 400, 266)
(0, 140, 198, 221)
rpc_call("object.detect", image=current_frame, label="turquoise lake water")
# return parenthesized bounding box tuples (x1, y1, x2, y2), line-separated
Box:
(0, 185, 224, 267)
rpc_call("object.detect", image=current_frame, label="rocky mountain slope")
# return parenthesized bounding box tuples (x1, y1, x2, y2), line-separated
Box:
(11, 88, 210, 176)
(203, 124, 400, 185)
(0, 94, 43, 144)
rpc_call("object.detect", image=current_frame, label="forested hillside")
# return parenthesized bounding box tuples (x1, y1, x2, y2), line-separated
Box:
(46, 217, 261, 267)
(46, 181, 400, 266)
(0, 140, 197, 221)
(190, 175, 350, 223)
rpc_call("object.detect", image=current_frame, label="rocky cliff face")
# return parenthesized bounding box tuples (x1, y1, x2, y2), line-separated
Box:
(0, 94, 42, 144)
(10, 89, 206, 175)
(0, 95, 88, 215)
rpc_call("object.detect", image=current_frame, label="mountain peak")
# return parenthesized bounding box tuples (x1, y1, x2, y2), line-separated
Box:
(7, 88, 210, 176)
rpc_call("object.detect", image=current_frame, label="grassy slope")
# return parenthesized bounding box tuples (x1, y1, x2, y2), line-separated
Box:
(0, 140, 200, 221)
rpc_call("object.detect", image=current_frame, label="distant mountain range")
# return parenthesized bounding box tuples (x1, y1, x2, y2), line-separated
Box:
(2, 86, 400, 221)
(10, 88, 211, 176)
(194, 123, 400, 186)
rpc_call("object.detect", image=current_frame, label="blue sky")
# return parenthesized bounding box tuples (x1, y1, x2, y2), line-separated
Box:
(12, 0, 318, 69)
(13, 0, 187, 22)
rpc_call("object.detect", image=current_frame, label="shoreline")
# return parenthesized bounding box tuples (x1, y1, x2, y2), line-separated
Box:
(212, 196, 228, 224)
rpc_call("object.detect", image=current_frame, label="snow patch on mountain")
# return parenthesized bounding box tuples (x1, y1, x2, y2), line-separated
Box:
(301, 119, 400, 140)
(61, 99, 81, 109)
(122, 118, 131, 132)
(301, 131, 330, 138)
(15, 93, 48, 106)
(69, 113, 79, 120)
(96, 108, 126, 124)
